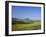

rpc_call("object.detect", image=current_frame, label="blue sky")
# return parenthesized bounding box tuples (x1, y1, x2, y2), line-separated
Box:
(12, 6, 41, 20)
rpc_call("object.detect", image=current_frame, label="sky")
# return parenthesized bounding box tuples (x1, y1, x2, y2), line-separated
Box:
(12, 6, 41, 20)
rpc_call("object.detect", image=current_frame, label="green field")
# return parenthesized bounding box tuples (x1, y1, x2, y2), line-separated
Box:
(12, 22, 41, 31)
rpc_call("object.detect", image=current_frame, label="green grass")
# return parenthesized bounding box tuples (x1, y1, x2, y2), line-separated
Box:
(12, 22, 41, 31)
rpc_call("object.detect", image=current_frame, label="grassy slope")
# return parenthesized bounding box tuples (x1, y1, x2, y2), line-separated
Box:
(12, 22, 41, 31)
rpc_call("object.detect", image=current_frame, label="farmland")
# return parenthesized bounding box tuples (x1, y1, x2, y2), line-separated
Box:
(12, 20, 41, 31)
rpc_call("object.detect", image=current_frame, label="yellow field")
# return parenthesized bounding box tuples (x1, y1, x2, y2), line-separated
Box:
(12, 22, 41, 31)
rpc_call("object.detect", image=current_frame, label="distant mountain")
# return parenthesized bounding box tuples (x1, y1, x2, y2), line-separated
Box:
(24, 18, 30, 20)
(12, 18, 18, 20)
(12, 18, 31, 21)
(12, 18, 22, 21)
(12, 18, 33, 24)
